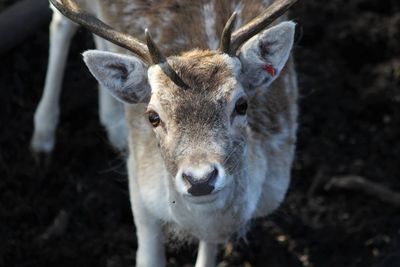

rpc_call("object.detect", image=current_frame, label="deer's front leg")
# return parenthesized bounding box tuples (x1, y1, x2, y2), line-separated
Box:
(134, 214, 165, 267)
(195, 241, 218, 267)
(129, 182, 166, 266)
(31, 9, 77, 155)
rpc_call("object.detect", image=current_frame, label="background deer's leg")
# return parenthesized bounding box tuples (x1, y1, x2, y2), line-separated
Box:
(92, 36, 128, 151)
(31, 9, 77, 156)
(195, 241, 218, 267)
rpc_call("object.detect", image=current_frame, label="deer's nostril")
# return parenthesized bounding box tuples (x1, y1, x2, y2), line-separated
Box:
(182, 173, 196, 187)
(182, 167, 218, 196)
(207, 168, 218, 184)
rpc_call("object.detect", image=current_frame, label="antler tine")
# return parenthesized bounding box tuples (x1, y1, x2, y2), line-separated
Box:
(145, 30, 190, 89)
(230, 0, 298, 54)
(145, 29, 167, 64)
(50, 0, 152, 64)
(219, 12, 237, 55)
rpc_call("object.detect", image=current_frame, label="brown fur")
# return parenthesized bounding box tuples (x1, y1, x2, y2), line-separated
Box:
(98, 0, 275, 53)
(159, 50, 233, 93)
(94, 0, 296, 142)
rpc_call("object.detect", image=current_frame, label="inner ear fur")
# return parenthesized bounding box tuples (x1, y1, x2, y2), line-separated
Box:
(83, 50, 151, 104)
(238, 21, 296, 90)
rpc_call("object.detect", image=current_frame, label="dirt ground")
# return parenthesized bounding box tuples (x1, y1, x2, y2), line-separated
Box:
(1, 0, 399, 266)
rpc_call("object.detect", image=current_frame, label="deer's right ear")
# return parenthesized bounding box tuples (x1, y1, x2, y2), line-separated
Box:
(83, 50, 150, 104)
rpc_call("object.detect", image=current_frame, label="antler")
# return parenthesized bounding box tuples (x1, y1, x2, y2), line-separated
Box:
(145, 30, 189, 89)
(221, 0, 298, 55)
(219, 12, 237, 54)
(49, 0, 189, 88)
(51, 0, 297, 88)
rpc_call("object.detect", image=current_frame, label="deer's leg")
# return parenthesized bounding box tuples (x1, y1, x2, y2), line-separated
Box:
(195, 241, 218, 267)
(31, 9, 77, 155)
(92, 36, 128, 151)
(134, 213, 166, 267)
(129, 185, 166, 266)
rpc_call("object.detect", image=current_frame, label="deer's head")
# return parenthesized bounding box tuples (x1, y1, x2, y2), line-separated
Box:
(51, 0, 296, 210)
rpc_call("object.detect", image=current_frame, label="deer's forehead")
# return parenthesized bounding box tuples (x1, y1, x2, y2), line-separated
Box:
(146, 53, 244, 131)
(148, 51, 241, 94)
(148, 52, 242, 115)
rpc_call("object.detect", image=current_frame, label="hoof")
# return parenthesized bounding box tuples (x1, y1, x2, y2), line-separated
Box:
(30, 132, 55, 168)
(31, 149, 52, 168)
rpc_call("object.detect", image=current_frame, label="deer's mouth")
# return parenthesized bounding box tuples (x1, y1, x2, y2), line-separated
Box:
(182, 188, 225, 204)
(184, 193, 218, 204)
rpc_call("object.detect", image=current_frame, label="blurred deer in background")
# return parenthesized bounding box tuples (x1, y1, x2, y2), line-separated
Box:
(48, 0, 298, 266)
(31, 0, 129, 156)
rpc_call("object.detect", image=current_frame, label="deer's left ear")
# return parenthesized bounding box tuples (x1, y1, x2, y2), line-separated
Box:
(239, 21, 295, 90)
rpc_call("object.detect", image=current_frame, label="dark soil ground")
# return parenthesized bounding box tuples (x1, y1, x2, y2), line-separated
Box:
(1, 0, 399, 266)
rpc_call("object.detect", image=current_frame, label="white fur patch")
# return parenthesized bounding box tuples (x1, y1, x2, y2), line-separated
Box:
(146, 65, 170, 124)
(147, 65, 165, 94)
(202, 2, 219, 50)
(122, 1, 138, 13)
(262, 0, 273, 5)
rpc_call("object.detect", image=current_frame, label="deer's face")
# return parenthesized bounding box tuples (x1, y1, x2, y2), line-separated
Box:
(83, 21, 295, 205)
(146, 51, 247, 201)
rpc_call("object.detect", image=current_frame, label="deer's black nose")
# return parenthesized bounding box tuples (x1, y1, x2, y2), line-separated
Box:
(182, 168, 218, 196)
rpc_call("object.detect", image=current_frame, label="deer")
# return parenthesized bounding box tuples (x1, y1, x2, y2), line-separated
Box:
(31, 0, 130, 156)
(48, 0, 299, 266)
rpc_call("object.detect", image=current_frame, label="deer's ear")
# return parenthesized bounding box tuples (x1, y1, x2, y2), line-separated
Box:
(83, 50, 150, 104)
(239, 21, 295, 90)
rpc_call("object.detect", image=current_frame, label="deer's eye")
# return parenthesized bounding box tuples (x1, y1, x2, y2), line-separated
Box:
(148, 111, 161, 127)
(235, 97, 248, 115)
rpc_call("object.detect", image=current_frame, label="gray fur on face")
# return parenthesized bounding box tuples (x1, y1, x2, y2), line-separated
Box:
(152, 52, 247, 179)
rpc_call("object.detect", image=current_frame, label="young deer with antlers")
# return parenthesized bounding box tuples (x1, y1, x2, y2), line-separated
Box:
(48, 0, 298, 266)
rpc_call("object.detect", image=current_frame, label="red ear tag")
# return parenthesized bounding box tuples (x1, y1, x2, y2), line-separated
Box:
(262, 64, 276, 76)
